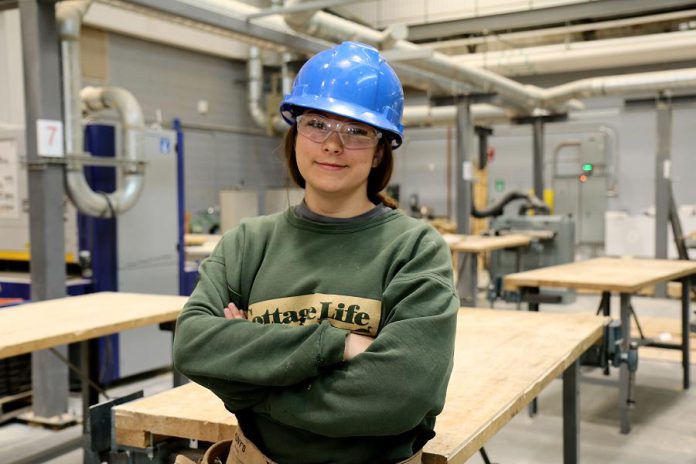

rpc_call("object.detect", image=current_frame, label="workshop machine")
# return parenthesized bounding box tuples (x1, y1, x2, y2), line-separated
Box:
(488, 214, 576, 303)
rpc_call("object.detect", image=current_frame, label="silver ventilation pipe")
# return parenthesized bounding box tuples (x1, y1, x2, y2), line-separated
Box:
(76, 86, 146, 216)
(403, 104, 511, 127)
(182, 0, 472, 96)
(540, 68, 696, 109)
(281, 0, 551, 112)
(281, 51, 293, 96)
(58, 0, 146, 217)
(248, 46, 294, 133)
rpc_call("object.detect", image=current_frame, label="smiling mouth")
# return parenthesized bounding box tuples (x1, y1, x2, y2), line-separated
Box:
(316, 161, 347, 169)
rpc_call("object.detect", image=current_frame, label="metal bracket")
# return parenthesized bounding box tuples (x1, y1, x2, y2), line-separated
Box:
(22, 155, 148, 168)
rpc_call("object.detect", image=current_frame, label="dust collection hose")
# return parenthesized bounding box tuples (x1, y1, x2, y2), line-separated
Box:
(471, 190, 550, 218)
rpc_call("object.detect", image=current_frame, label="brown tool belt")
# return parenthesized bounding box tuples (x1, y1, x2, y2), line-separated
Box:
(202, 428, 423, 464)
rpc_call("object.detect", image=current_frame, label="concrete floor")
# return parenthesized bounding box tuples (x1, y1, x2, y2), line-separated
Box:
(1, 293, 694, 464)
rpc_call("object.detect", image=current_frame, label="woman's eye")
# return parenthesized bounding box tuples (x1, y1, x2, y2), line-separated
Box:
(307, 118, 327, 130)
(346, 126, 369, 136)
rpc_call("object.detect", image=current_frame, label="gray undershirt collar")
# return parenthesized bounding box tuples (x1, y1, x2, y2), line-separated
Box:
(294, 200, 391, 223)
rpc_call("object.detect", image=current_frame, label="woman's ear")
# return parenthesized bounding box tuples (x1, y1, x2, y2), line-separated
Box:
(372, 146, 384, 168)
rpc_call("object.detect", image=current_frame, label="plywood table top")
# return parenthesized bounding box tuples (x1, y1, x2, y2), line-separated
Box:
(443, 234, 531, 253)
(504, 257, 696, 293)
(0, 292, 187, 359)
(184, 234, 222, 246)
(114, 309, 605, 463)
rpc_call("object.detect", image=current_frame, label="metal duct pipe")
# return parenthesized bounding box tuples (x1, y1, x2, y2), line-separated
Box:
(281, 51, 293, 95)
(403, 104, 511, 126)
(248, 46, 293, 133)
(57, 0, 91, 169)
(450, 30, 696, 77)
(179, 0, 482, 96)
(541, 68, 696, 108)
(58, 0, 146, 217)
(70, 86, 146, 217)
(281, 0, 548, 112)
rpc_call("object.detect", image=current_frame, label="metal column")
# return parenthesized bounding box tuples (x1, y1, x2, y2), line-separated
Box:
(455, 97, 475, 305)
(654, 96, 672, 297)
(455, 96, 474, 234)
(19, 0, 69, 419)
(532, 117, 545, 201)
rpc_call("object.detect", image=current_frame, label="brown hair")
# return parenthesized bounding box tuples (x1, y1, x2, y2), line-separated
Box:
(282, 124, 399, 208)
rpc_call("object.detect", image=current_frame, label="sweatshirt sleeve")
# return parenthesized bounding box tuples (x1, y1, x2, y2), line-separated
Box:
(252, 234, 458, 437)
(173, 226, 348, 410)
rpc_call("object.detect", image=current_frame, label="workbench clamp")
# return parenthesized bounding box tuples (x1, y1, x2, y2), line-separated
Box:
(606, 320, 639, 373)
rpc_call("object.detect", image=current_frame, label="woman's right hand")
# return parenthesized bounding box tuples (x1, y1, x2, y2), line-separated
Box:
(343, 333, 373, 361)
(224, 302, 247, 320)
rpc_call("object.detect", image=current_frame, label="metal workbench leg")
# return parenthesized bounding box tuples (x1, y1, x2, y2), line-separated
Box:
(681, 278, 691, 389)
(600, 292, 611, 376)
(528, 287, 540, 417)
(515, 248, 523, 273)
(619, 293, 632, 434)
(563, 359, 579, 464)
(457, 252, 479, 307)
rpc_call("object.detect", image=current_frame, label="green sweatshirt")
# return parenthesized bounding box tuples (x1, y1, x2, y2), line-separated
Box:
(173, 208, 458, 464)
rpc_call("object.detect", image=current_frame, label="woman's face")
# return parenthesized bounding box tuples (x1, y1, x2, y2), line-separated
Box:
(295, 112, 382, 200)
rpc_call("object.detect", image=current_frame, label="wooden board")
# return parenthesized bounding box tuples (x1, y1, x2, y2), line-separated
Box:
(114, 309, 605, 464)
(0, 292, 187, 359)
(185, 234, 222, 259)
(443, 234, 531, 253)
(185, 242, 218, 260)
(114, 383, 235, 447)
(504, 257, 696, 293)
(184, 234, 222, 246)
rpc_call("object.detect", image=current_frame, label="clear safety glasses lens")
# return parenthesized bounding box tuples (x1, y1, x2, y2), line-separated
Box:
(297, 114, 381, 149)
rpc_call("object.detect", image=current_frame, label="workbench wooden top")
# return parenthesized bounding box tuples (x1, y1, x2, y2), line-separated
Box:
(504, 257, 696, 293)
(0, 292, 187, 359)
(184, 234, 222, 246)
(114, 308, 605, 463)
(443, 233, 531, 253)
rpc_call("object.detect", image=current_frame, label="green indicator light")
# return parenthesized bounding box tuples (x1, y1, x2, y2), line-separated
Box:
(582, 163, 593, 172)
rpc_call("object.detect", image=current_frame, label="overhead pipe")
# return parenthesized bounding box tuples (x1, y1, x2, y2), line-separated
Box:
(181, 0, 477, 96)
(403, 104, 511, 127)
(75, 86, 146, 216)
(58, 0, 146, 217)
(541, 68, 696, 109)
(248, 46, 287, 132)
(280, 0, 553, 112)
(450, 30, 696, 77)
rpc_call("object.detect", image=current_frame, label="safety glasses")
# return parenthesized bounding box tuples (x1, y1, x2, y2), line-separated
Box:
(296, 113, 382, 149)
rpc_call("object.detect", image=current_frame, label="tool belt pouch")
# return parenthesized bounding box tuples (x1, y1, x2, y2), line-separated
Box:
(203, 429, 423, 464)
(201, 439, 232, 464)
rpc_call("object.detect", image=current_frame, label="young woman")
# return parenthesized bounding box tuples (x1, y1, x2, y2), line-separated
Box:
(174, 41, 458, 464)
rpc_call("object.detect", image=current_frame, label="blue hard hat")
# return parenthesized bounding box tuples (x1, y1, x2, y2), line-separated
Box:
(280, 41, 404, 149)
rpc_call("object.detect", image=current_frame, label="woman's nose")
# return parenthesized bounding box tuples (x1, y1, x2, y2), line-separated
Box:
(322, 131, 343, 154)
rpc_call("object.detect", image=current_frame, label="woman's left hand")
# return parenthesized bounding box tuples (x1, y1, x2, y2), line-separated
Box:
(224, 302, 248, 320)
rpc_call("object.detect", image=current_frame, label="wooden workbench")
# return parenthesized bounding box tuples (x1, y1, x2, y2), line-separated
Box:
(504, 256, 696, 433)
(443, 233, 531, 254)
(114, 308, 605, 464)
(443, 234, 531, 307)
(0, 292, 187, 359)
(184, 234, 221, 261)
(0, 292, 187, 431)
(503, 257, 696, 293)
